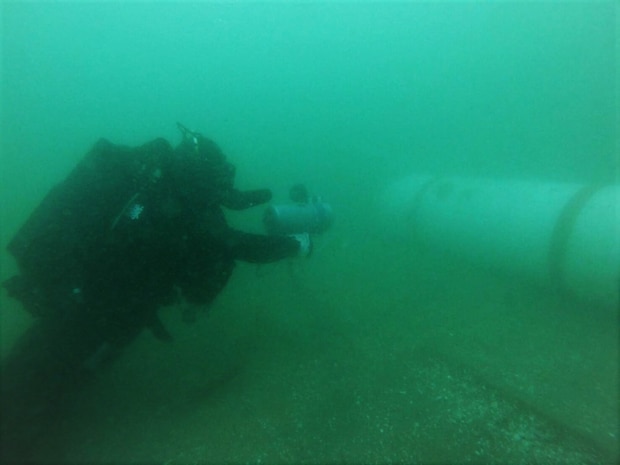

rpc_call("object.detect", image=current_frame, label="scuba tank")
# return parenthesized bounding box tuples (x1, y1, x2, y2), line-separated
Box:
(4, 138, 172, 317)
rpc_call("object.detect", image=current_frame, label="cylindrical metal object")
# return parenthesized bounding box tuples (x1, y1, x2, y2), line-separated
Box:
(381, 175, 620, 310)
(263, 202, 333, 236)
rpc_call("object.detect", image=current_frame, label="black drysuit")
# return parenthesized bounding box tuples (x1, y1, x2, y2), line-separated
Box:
(0, 136, 300, 461)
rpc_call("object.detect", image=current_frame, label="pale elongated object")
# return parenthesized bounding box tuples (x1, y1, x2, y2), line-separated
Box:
(381, 175, 620, 310)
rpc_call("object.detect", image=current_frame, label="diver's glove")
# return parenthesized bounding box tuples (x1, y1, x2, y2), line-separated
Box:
(291, 232, 312, 258)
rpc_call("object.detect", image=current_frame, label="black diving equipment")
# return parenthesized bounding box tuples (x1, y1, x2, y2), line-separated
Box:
(263, 191, 333, 235)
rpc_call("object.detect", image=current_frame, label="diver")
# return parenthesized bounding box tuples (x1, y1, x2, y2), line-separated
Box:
(0, 123, 314, 462)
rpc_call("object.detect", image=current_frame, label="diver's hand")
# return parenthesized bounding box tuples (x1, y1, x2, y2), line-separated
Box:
(291, 232, 312, 258)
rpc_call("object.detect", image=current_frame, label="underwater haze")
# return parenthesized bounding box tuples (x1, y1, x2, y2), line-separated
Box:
(1, 1, 618, 464)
